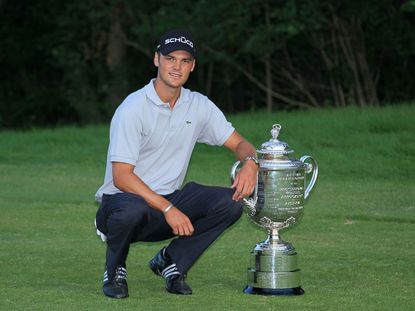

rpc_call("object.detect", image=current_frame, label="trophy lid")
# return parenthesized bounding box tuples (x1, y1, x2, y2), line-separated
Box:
(257, 124, 294, 155)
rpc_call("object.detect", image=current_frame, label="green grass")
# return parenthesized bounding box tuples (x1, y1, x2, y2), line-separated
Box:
(0, 105, 414, 310)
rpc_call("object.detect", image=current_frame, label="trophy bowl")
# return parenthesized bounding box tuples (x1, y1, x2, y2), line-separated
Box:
(231, 124, 318, 295)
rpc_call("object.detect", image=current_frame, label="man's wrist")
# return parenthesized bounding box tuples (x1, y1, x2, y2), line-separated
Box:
(244, 156, 259, 168)
(163, 203, 174, 214)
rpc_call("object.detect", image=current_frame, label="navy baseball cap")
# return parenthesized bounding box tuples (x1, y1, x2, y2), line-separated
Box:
(156, 29, 196, 58)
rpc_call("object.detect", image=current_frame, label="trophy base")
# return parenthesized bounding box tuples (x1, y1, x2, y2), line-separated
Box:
(243, 286, 304, 296)
(245, 235, 304, 296)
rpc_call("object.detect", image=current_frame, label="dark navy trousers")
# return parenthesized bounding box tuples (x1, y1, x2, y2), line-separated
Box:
(95, 182, 243, 281)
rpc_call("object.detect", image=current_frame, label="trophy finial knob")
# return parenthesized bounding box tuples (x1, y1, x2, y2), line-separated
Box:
(271, 124, 282, 140)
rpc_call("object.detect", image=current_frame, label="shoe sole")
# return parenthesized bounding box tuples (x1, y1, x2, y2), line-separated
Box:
(103, 292, 129, 299)
(166, 288, 192, 295)
(103, 287, 129, 299)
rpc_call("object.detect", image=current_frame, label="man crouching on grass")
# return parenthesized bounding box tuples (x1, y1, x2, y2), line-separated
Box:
(94, 29, 258, 298)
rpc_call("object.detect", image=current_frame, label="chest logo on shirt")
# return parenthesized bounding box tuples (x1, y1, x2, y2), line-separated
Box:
(186, 121, 192, 124)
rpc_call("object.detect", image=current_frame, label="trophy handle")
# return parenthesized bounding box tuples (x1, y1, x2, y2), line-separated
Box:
(300, 155, 318, 200)
(230, 161, 258, 212)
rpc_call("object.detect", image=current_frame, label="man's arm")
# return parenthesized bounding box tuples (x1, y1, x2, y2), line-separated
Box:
(112, 162, 194, 236)
(223, 131, 258, 201)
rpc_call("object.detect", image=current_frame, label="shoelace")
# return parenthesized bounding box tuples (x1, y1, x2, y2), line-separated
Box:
(103, 266, 127, 283)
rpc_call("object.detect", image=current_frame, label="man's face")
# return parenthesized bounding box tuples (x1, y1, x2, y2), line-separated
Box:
(154, 50, 195, 89)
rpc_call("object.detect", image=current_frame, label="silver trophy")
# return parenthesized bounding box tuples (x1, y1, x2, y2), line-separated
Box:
(231, 124, 318, 295)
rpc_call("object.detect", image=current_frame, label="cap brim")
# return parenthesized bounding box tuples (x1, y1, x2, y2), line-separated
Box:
(158, 45, 196, 58)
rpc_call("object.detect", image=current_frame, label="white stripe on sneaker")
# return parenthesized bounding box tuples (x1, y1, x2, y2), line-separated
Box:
(103, 267, 127, 283)
(161, 263, 181, 279)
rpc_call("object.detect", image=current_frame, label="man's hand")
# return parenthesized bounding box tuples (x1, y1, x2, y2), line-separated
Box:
(231, 160, 258, 201)
(164, 207, 194, 236)
(223, 131, 259, 202)
(112, 162, 194, 236)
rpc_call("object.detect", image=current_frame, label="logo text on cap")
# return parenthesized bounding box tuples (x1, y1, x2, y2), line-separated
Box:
(165, 36, 194, 48)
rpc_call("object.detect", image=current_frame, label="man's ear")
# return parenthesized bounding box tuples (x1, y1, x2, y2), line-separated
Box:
(153, 52, 160, 67)
(190, 59, 196, 72)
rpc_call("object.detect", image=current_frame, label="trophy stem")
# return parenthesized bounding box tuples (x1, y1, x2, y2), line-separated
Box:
(268, 228, 281, 244)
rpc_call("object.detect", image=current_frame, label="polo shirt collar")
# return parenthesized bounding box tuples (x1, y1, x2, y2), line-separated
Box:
(144, 79, 189, 108)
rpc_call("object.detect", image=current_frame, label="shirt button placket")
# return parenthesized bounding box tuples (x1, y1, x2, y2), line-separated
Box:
(169, 109, 176, 132)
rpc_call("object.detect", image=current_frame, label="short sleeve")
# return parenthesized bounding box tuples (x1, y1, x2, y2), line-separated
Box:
(197, 99, 235, 146)
(108, 106, 142, 166)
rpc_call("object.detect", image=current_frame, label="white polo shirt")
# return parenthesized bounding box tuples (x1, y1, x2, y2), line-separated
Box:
(95, 79, 235, 201)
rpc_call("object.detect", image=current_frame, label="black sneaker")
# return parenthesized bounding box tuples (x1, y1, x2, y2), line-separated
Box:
(165, 274, 192, 295)
(103, 266, 129, 298)
(149, 248, 192, 295)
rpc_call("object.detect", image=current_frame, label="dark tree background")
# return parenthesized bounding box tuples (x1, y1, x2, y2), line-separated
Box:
(1, 0, 414, 128)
